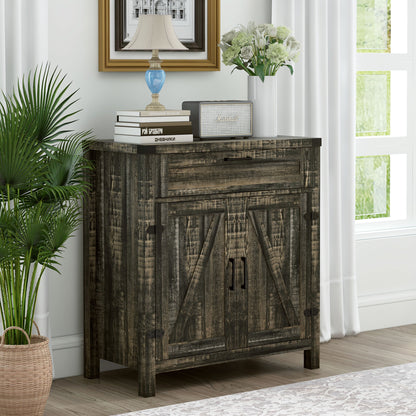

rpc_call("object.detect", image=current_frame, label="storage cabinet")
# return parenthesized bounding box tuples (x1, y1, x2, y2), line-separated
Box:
(84, 137, 321, 397)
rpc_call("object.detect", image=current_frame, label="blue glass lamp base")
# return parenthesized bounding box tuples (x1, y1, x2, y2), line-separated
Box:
(145, 69, 166, 111)
(145, 69, 166, 93)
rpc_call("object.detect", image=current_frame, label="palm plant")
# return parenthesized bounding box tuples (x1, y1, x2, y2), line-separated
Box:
(0, 65, 92, 345)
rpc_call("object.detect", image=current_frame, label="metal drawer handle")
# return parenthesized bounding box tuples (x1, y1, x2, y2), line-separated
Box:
(223, 156, 253, 162)
(241, 257, 247, 289)
(229, 258, 235, 291)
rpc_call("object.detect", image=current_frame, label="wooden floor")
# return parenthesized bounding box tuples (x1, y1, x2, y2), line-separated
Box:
(45, 325, 416, 416)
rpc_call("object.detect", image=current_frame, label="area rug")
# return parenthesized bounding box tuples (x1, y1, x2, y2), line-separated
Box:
(114, 362, 416, 416)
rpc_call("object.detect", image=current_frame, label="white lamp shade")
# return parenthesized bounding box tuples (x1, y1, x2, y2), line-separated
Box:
(123, 14, 188, 51)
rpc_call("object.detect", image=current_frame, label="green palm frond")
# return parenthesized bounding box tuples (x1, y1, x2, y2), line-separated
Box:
(22, 131, 93, 206)
(46, 131, 92, 189)
(0, 104, 43, 198)
(0, 231, 12, 264)
(42, 204, 81, 267)
(11, 204, 48, 263)
(11, 64, 80, 149)
(0, 202, 29, 262)
(0, 64, 94, 344)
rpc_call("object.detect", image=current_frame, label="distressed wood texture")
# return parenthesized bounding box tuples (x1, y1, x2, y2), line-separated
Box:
(84, 136, 321, 396)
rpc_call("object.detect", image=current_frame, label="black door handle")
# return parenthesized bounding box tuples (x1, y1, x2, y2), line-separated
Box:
(229, 258, 235, 290)
(241, 257, 247, 289)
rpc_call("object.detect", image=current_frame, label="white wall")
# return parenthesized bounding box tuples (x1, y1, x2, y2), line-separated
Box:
(47, 1, 416, 379)
(48, 0, 272, 378)
(357, 235, 416, 331)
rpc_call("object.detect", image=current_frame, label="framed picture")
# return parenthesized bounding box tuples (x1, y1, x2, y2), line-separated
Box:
(115, 0, 204, 51)
(98, 0, 221, 72)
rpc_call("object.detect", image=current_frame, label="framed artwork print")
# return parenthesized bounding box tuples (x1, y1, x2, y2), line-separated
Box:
(115, 0, 205, 51)
(98, 0, 221, 72)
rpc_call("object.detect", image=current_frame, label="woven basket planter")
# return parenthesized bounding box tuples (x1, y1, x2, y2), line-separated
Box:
(0, 326, 53, 416)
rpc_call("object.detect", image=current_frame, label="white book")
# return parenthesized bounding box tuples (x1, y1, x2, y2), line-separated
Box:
(117, 115, 190, 123)
(115, 121, 192, 127)
(114, 134, 194, 144)
(114, 122, 192, 136)
(116, 109, 190, 117)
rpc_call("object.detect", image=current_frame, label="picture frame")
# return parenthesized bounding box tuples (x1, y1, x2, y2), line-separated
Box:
(98, 0, 221, 72)
(115, 0, 205, 52)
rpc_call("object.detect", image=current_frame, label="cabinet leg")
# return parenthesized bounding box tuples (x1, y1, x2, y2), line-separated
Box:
(138, 363, 156, 397)
(84, 343, 100, 378)
(84, 310, 100, 379)
(84, 355, 100, 379)
(304, 345, 320, 369)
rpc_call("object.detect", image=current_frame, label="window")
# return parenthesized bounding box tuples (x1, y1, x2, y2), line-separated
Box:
(355, 0, 414, 232)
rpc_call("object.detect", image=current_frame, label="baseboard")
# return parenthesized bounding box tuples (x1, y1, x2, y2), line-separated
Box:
(358, 290, 416, 332)
(51, 333, 83, 351)
(51, 334, 84, 379)
(50, 334, 126, 379)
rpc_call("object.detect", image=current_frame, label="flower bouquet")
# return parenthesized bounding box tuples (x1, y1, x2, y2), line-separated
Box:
(219, 22, 300, 81)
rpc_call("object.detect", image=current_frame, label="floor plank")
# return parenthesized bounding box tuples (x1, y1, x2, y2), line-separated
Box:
(44, 325, 416, 416)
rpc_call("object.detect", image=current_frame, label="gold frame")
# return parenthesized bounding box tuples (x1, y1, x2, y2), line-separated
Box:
(98, 0, 221, 72)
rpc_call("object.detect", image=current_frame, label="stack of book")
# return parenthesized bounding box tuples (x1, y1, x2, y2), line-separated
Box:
(114, 109, 193, 144)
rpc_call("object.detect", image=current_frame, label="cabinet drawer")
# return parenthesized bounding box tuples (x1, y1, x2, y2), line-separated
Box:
(165, 148, 306, 196)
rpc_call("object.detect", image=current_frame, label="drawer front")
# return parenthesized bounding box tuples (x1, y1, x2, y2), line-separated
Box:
(165, 148, 310, 196)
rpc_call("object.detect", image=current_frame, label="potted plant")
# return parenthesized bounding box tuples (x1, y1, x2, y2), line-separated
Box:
(219, 22, 300, 137)
(0, 64, 91, 415)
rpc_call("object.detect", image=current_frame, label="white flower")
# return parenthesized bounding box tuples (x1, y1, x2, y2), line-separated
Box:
(264, 24, 278, 38)
(232, 32, 252, 48)
(222, 29, 237, 44)
(266, 43, 288, 65)
(219, 21, 300, 78)
(254, 30, 267, 49)
(240, 46, 254, 60)
(285, 35, 301, 60)
(218, 42, 229, 52)
(256, 24, 268, 34)
(222, 45, 240, 65)
(245, 21, 257, 35)
(276, 26, 291, 41)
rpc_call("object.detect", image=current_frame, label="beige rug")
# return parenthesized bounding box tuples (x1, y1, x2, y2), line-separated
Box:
(113, 362, 416, 415)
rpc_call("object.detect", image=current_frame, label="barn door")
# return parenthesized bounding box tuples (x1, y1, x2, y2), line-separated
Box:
(157, 198, 227, 361)
(245, 192, 308, 347)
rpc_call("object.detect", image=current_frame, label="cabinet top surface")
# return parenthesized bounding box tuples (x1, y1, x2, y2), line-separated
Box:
(90, 136, 322, 155)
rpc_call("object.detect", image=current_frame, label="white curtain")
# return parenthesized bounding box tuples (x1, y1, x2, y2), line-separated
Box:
(272, 0, 361, 341)
(0, 0, 50, 339)
(0, 0, 48, 93)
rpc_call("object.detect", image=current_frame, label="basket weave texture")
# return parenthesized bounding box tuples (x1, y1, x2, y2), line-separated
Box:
(0, 330, 53, 416)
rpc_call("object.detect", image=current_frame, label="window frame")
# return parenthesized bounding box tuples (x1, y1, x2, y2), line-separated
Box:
(355, 0, 416, 236)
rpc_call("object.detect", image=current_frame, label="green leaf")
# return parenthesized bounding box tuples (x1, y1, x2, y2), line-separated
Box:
(12, 64, 80, 149)
(0, 64, 94, 344)
(285, 64, 294, 75)
(254, 64, 266, 82)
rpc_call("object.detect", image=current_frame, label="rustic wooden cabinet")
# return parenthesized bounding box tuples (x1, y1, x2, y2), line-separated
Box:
(84, 137, 321, 397)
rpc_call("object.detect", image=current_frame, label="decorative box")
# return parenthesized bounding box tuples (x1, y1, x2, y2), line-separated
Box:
(182, 101, 253, 139)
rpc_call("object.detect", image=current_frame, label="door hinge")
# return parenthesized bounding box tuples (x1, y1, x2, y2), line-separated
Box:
(304, 212, 319, 222)
(147, 329, 165, 339)
(304, 308, 319, 317)
(146, 225, 164, 234)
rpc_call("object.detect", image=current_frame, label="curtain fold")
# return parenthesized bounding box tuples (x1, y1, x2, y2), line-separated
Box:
(0, 0, 48, 93)
(0, 0, 6, 91)
(272, 0, 360, 342)
(0, 0, 50, 340)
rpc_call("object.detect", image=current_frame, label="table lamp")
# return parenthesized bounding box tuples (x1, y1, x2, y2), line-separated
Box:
(123, 14, 188, 111)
